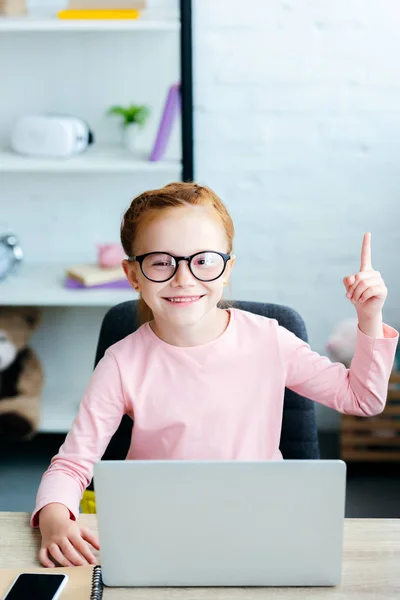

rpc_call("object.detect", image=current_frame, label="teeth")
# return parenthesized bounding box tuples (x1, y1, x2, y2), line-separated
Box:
(167, 297, 199, 303)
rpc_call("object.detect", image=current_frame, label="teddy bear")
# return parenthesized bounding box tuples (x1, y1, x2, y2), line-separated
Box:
(327, 317, 400, 438)
(326, 318, 358, 368)
(327, 317, 400, 370)
(0, 306, 44, 441)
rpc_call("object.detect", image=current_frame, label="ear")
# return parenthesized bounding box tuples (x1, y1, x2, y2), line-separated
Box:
(18, 307, 41, 330)
(224, 254, 236, 283)
(122, 259, 141, 292)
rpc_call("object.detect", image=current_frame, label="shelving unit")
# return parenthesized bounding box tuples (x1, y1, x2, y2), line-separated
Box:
(0, 0, 191, 434)
(340, 371, 400, 462)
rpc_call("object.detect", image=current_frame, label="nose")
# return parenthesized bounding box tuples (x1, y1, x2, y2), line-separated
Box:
(171, 260, 196, 287)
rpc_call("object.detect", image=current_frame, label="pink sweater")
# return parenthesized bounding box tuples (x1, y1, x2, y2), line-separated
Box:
(32, 308, 398, 526)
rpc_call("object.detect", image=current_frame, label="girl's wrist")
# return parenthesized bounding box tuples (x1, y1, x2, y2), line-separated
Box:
(38, 502, 70, 525)
(357, 311, 384, 338)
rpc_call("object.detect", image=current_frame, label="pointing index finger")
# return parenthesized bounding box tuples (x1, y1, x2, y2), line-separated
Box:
(360, 232, 372, 271)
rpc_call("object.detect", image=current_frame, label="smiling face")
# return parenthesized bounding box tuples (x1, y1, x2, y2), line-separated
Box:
(123, 205, 235, 332)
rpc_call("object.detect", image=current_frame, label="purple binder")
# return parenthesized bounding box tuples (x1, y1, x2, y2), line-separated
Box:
(149, 83, 181, 162)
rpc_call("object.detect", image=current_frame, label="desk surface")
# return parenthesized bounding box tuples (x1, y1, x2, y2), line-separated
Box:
(0, 513, 399, 599)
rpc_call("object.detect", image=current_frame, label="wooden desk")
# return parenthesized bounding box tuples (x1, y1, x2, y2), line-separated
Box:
(0, 513, 399, 599)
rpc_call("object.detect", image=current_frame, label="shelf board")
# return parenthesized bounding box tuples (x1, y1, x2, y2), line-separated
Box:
(0, 146, 181, 174)
(0, 264, 137, 307)
(0, 13, 179, 32)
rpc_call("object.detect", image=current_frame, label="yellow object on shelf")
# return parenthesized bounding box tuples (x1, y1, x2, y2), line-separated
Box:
(58, 9, 140, 19)
(80, 490, 97, 514)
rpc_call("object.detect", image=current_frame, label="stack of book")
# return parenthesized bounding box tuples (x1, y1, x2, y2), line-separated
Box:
(58, 0, 146, 20)
(0, 0, 26, 15)
(65, 264, 131, 290)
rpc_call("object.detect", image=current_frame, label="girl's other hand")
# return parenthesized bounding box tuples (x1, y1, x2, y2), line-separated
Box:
(38, 502, 100, 567)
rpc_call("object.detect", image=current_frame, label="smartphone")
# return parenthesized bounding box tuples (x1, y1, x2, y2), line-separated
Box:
(2, 573, 68, 600)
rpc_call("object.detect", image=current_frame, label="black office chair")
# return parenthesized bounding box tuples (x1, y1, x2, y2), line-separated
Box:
(93, 300, 320, 462)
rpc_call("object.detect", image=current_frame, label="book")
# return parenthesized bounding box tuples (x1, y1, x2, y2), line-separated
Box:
(66, 264, 126, 287)
(58, 9, 140, 19)
(65, 276, 131, 290)
(149, 83, 181, 162)
(0, 565, 103, 600)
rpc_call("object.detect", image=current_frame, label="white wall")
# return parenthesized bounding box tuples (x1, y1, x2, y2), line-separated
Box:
(193, 0, 400, 430)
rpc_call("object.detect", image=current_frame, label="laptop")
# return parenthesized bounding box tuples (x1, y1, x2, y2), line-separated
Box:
(93, 459, 346, 587)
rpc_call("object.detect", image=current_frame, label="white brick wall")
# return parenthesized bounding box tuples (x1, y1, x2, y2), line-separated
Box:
(193, 0, 400, 429)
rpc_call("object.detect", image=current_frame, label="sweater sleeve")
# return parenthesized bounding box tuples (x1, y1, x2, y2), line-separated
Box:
(31, 349, 127, 527)
(278, 322, 398, 416)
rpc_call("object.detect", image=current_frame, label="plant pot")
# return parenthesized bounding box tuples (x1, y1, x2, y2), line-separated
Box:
(123, 123, 139, 153)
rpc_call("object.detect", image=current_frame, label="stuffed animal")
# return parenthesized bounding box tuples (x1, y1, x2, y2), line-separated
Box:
(326, 318, 358, 368)
(327, 318, 398, 370)
(327, 317, 399, 438)
(0, 307, 43, 441)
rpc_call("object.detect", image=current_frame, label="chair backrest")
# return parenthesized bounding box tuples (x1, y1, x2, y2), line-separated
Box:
(94, 300, 320, 461)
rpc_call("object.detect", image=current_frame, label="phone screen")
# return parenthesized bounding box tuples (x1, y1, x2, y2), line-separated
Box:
(4, 573, 67, 600)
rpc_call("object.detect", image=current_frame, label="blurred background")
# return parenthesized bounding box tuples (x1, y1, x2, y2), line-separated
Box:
(0, 0, 399, 518)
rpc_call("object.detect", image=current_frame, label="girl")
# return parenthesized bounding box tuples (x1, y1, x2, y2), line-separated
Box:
(33, 182, 398, 568)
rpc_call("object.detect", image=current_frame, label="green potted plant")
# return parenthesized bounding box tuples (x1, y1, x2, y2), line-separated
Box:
(107, 104, 150, 153)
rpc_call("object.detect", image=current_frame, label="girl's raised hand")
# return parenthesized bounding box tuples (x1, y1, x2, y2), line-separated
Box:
(343, 233, 387, 322)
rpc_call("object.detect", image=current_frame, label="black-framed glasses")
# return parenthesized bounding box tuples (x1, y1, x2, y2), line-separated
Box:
(128, 251, 232, 283)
